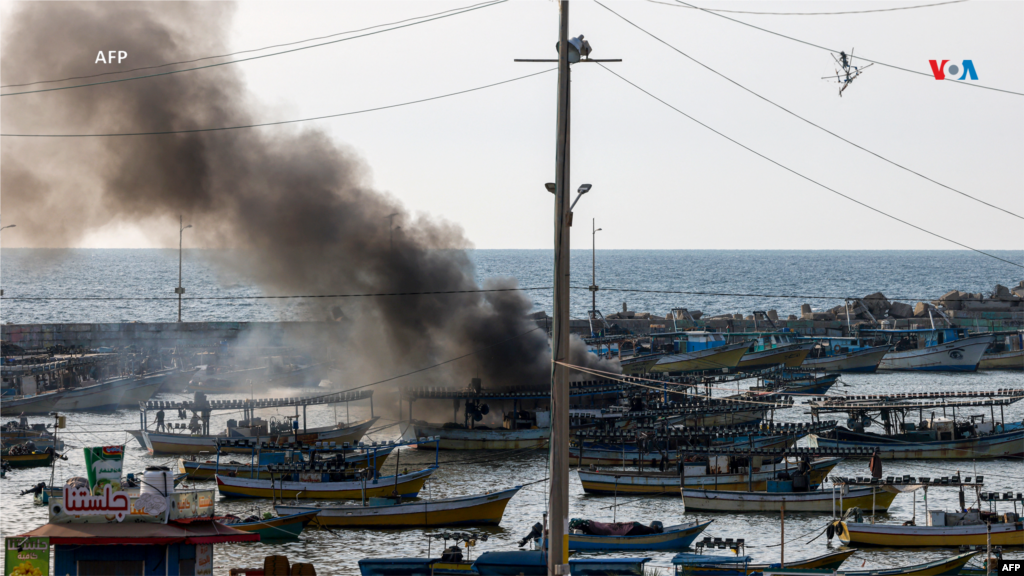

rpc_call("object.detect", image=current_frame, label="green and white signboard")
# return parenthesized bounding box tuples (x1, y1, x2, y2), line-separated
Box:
(5, 536, 49, 576)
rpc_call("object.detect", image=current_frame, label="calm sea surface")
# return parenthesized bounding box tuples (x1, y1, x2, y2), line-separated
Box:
(1, 250, 1022, 575)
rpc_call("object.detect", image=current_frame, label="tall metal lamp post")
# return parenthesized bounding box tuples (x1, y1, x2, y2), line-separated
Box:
(176, 216, 192, 322)
(0, 224, 13, 297)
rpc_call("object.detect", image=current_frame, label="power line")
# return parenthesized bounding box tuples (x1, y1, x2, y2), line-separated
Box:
(0, 68, 556, 137)
(594, 1, 1024, 221)
(0, 1, 502, 89)
(0, 286, 551, 301)
(647, 0, 968, 16)
(0, 0, 508, 98)
(595, 62, 1023, 270)
(671, 0, 1024, 97)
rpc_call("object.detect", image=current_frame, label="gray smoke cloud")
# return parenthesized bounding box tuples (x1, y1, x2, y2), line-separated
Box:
(1, 2, 619, 391)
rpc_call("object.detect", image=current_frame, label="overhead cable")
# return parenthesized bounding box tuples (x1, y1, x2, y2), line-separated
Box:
(672, 0, 1024, 97)
(0, 0, 508, 97)
(647, 0, 968, 16)
(0, 286, 551, 300)
(1, 1, 503, 89)
(0, 68, 556, 137)
(595, 63, 1022, 270)
(594, 1, 1023, 221)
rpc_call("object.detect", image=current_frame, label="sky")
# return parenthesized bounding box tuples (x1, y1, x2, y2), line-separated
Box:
(1, 0, 1022, 251)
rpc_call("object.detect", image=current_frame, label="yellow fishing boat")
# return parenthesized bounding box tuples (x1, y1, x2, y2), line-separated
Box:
(652, 340, 751, 373)
(833, 519, 1024, 547)
(215, 466, 435, 499)
(275, 486, 520, 527)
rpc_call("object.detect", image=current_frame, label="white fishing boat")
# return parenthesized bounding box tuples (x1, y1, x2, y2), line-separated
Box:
(862, 329, 992, 371)
(681, 485, 895, 513)
(0, 391, 66, 416)
(54, 377, 138, 413)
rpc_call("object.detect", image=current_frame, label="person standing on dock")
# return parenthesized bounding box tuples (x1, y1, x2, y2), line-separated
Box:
(155, 409, 166, 433)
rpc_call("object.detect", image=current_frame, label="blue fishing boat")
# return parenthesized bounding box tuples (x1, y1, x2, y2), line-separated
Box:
(799, 337, 890, 373)
(360, 552, 653, 576)
(539, 519, 712, 551)
(226, 510, 319, 540)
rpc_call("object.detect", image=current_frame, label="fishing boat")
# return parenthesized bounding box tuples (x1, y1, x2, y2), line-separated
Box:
(978, 331, 1023, 370)
(673, 545, 856, 575)
(276, 486, 521, 527)
(411, 422, 549, 450)
(115, 369, 175, 408)
(142, 417, 379, 455)
(681, 484, 896, 513)
(468, 550, 654, 576)
(578, 457, 841, 495)
(830, 477, 1024, 547)
(760, 552, 980, 576)
(216, 466, 437, 499)
(807, 392, 1024, 459)
(749, 372, 839, 397)
(799, 337, 891, 373)
(538, 519, 712, 551)
(860, 329, 993, 371)
(178, 444, 393, 480)
(0, 390, 66, 416)
(721, 333, 815, 371)
(570, 422, 813, 468)
(226, 510, 320, 539)
(1, 448, 55, 468)
(651, 337, 752, 374)
(53, 376, 139, 413)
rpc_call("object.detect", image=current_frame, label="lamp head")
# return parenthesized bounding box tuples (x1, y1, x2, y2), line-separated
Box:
(554, 35, 587, 64)
(577, 184, 592, 195)
(545, 183, 556, 194)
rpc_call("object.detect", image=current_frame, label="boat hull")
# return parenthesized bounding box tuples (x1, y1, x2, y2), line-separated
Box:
(229, 510, 319, 539)
(54, 378, 135, 413)
(543, 521, 711, 551)
(178, 447, 392, 480)
(412, 424, 549, 450)
(1, 392, 65, 416)
(571, 435, 795, 467)
(276, 487, 520, 527)
(835, 520, 1024, 547)
(142, 417, 378, 455)
(737, 343, 814, 371)
(116, 377, 165, 409)
(215, 467, 435, 499)
(839, 552, 979, 576)
(681, 486, 896, 513)
(809, 428, 1024, 459)
(1, 450, 55, 468)
(877, 335, 992, 371)
(578, 458, 839, 495)
(978, 348, 1024, 370)
(652, 342, 750, 374)
(674, 549, 857, 576)
(801, 346, 890, 373)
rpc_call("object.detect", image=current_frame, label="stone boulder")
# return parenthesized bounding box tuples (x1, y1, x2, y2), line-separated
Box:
(914, 302, 932, 317)
(862, 292, 891, 317)
(936, 290, 963, 310)
(887, 301, 914, 319)
(788, 315, 798, 320)
(766, 310, 778, 322)
(800, 304, 812, 315)
(1013, 282, 1024, 299)
(733, 314, 744, 320)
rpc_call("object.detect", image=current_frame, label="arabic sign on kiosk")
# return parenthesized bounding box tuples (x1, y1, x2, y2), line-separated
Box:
(5, 537, 49, 576)
(49, 487, 216, 524)
(84, 446, 124, 494)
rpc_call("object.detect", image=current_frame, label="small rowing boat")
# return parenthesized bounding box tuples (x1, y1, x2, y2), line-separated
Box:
(1, 448, 55, 468)
(673, 548, 857, 576)
(227, 510, 320, 540)
(276, 486, 520, 527)
(761, 551, 979, 576)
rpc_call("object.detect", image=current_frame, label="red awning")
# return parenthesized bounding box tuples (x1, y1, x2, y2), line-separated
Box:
(20, 521, 259, 546)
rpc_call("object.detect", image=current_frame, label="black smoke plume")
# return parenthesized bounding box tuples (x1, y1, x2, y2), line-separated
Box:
(1, 2, 619, 390)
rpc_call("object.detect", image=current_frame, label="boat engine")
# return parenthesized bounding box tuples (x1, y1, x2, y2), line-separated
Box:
(518, 522, 544, 547)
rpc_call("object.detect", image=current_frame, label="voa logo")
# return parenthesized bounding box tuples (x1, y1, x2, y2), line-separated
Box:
(929, 60, 978, 80)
